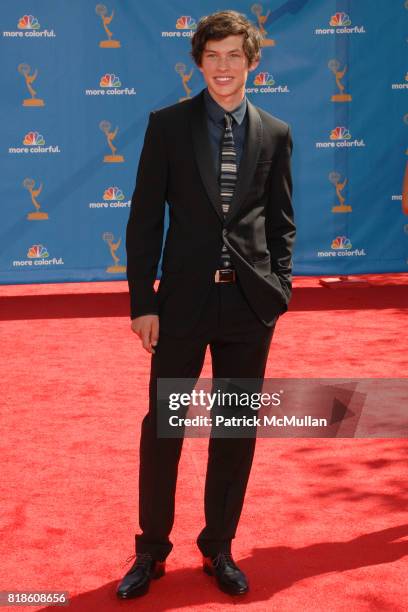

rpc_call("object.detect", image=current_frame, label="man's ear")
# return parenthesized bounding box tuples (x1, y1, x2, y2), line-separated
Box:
(248, 59, 260, 73)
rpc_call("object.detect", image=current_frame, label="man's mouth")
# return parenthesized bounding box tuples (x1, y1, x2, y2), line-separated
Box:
(214, 77, 233, 83)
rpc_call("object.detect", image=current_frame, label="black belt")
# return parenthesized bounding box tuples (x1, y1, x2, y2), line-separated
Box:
(214, 269, 236, 283)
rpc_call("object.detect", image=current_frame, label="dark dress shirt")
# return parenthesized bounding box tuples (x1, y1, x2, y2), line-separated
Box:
(203, 88, 248, 175)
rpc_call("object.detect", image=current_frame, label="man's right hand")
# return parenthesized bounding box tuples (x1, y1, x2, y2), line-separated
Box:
(131, 314, 160, 354)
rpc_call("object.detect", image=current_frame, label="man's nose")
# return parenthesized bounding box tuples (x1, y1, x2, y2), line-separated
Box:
(216, 57, 229, 70)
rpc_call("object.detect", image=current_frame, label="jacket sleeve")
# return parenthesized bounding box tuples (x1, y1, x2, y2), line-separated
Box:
(126, 111, 167, 319)
(266, 125, 296, 304)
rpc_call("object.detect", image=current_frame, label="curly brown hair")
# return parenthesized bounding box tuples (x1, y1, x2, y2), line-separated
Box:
(191, 10, 262, 67)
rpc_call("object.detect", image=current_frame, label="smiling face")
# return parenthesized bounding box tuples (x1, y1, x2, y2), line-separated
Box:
(198, 35, 259, 110)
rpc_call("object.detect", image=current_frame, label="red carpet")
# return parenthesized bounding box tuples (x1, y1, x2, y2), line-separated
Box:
(1, 275, 407, 611)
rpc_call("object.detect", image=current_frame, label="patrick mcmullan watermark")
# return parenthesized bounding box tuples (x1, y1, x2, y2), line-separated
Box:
(156, 378, 408, 438)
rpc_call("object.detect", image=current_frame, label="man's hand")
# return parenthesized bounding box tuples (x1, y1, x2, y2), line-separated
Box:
(131, 315, 159, 354)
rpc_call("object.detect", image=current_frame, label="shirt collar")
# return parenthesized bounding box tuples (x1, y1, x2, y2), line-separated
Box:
(204, 88, 247, 126)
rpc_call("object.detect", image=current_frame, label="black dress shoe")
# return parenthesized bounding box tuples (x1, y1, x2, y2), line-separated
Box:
(116, 552, 165, 599)
(203, 553, 249, 595)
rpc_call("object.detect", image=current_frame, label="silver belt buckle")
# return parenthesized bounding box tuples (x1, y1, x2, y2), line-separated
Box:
(214, 269, 236, 283)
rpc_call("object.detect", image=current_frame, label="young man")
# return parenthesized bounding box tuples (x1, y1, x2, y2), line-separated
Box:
(117, 10, 295, 599)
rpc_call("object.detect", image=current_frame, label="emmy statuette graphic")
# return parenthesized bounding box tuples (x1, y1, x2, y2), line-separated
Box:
(175, 63, 194, 102)
(329, 172, 352, 213)
(328, 60, 352, 102)
(23, 178, 48, 220)
(96, 4, 121, 48)
(103, 232, 126, 273)
(100, 120, 124, 163)
(251, 3, 275, 47)
(18, 63, 45, 107)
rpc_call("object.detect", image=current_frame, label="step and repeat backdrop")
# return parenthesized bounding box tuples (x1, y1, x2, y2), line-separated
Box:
(0, 0, 407, 284)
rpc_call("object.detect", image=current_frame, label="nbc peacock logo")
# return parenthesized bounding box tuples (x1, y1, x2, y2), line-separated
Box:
(316, 126, 365, 149)
(89, 186, 130, 209)
(329, 12, 351, 27)
(254, 72, 275, 86)
(331, 236, 352, 250)
(162, 16, 197, 38)
(23, 131, 45, 146)
(85, 73, 136, 96)
(3, 15, 56, 38)
(104, 186, 124, 201)
(100, 73, 121, 88)
(317, 236, 366, 258)
(176, 16, 196, 30)
(246, 71, 289, 95)
(330, 126, 351, 141)
(12, 244, 64, 268)
(315, 12, 365, 35)
(9, 131, 61, 154)
(28, 244, 48, 258)
(18, 15, 40, 30)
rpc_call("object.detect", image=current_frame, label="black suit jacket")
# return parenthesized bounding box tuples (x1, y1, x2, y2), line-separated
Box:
(126, 89, 296, 337)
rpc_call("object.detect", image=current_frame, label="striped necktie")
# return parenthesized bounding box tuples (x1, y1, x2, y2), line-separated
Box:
(219, 113, 237, 269)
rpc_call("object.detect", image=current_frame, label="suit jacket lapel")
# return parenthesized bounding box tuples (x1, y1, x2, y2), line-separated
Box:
(191, 91, 224, 222)
(224, 99, 263, 227)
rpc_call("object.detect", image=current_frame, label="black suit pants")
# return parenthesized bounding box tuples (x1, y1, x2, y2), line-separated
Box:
(136, 278, 276, 560)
